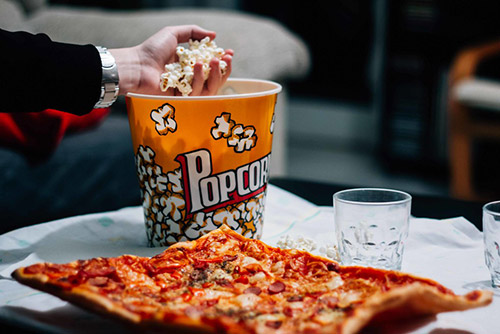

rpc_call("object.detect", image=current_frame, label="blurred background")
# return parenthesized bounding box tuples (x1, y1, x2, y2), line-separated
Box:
(54, 0, 500, 195)
(55, 0, 500, 200)
(3, 0, 500, 231)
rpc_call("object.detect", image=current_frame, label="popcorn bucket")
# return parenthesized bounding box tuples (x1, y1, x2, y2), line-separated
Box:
(126, 79, 282, 246)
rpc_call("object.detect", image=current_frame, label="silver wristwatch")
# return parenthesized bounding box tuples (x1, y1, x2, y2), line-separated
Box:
(94, 46, 119, 108)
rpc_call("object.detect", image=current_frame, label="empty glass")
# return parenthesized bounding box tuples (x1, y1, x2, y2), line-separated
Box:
(483, 201, 500, 288)
(333, 188, 411, 270)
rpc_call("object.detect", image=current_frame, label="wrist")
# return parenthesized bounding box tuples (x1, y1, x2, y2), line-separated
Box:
(109, 47, 141, 96)
(94, 46, 119, 108)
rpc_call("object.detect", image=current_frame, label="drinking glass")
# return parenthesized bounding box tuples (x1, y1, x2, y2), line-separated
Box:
(483, 201, 500, 288)
(333, 188, 411, 270)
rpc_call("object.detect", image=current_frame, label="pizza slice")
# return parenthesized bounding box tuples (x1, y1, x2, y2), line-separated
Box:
(12, 225, 492, 334)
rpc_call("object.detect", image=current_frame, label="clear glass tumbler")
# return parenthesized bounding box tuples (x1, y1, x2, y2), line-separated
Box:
(483, 201, 500, 288)
(333, 188, 412, 270)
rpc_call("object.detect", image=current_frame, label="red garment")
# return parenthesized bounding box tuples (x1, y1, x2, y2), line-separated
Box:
(0, 108, 110, 158)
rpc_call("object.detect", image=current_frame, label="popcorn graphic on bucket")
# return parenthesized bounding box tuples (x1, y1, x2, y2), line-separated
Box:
(126, 79, 282, 246)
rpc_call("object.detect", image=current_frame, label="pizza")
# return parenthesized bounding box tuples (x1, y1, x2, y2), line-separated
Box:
(12, 225, 492, 334)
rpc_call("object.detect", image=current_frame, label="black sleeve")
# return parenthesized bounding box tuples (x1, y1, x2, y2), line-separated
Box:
(0, 29, 102, 115)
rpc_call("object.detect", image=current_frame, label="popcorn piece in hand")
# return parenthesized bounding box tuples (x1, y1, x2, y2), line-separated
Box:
(160, 37, 228, 96)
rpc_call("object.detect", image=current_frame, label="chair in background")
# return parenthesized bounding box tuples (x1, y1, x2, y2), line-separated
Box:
(448, 39, 500, 200)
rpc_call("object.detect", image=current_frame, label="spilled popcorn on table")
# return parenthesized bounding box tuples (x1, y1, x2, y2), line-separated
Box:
(277, 234, 340, 261)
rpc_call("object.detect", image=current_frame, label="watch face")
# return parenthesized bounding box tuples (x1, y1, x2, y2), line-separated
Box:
(101, 53, 115, 68)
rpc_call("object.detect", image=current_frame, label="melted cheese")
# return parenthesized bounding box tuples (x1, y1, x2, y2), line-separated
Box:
(209, 268, 232, 282)
(248, 272, 266, 284)
(20, 227, 457, 334)
(325, 275, 344, 290)
(241, 256, 259, 267)
(236, 293, 261, 308)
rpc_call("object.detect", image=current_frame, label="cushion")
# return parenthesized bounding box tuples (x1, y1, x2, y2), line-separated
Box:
(10, 0, 46, 13)
(26, 7, 311, 81)
(0, 0, 27, 31)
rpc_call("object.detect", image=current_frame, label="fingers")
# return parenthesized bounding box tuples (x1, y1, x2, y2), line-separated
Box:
(204, 58, 222, 95)
(169, 25, 216, 44)
(189, 51, 233, 96)
(190, 62, 205, 96)
(204, 50, 234, 95)
(146, 25, 234, 96)
(221, 53, 233, 85)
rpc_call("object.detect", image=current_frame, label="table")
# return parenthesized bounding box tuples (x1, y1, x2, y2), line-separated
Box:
(0, 178, 497, 333)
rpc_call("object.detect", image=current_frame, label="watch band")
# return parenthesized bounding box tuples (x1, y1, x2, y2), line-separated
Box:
(94, 46, 119, 109)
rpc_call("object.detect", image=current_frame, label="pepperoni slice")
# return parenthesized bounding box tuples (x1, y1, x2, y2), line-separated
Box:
(287, 295, 304, 302)
(284, 306, 294, 317)
(143, 262, 182, 275)
(87, 267, 115, 277)
(24, 263, 45, 275)
(244, 286, 262, 295)
(216, 279, 234, 288)
(265, 320, 282, 329)
(235, 275, 249, 284)
(88, 277, 108, 286)
(268, 281, 285, 294)
(327, 262, 340, 272)
(202, 299, 219, 307)
(192, 261, 208, 270)
(321, 296, 339, 308)
(222, 254, 238, 262)
(195, 254, 238, 264)
(466, 290, 481, 301)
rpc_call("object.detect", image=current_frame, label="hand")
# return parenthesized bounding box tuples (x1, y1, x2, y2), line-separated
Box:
(110, 25, 233, 96)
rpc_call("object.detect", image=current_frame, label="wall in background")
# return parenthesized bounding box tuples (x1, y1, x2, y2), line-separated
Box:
(47, 0, 500, 181)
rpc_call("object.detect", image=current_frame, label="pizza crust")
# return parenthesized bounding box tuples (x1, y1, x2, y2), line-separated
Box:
(12, 270, 139, 322)
(11, 225, 493, 334)
(341, 283, 492, 334)
(11, 269, 218, 334)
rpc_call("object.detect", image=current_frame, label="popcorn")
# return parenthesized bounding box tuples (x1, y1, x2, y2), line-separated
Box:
(156, 174, 168, 192)
(238, 126, 258, 152)
(211, 112, 258, 153)
(319, 244, 340, 261)
(135, 145, 267, 246)
(160, 193, 185, 222)
(270, 112, 276, 134)
(227, 124, 243, 147)
(138, 145, 155, 164)
(212, 207, 241, 230)
(151, 103, 177, 136)
(277, 235, 317, 253)
(227, 125, 257, 153)
(135, 145, 184, 246)
(184, 212, 215, 240)
(243, 198, 259, 222)
(166, 169, 183, 193)
(211, 113, 235, 139)
(160, 37, 227, 96)
(276, 234, 340, 261)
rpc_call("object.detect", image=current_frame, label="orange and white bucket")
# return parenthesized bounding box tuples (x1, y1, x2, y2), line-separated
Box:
(126, 79, 282, 246)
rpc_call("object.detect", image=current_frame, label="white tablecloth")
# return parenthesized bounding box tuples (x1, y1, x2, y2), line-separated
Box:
(0, 184, 498, 333)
